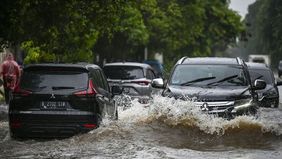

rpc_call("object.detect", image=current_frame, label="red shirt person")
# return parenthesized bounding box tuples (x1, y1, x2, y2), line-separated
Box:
(1, 53, 21, 104)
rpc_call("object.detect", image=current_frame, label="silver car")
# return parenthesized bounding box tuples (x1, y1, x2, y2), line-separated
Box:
(103, 62, 158, 104)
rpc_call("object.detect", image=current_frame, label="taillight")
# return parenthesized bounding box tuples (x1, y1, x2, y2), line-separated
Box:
(82, 123, 97, 129)
(13, 85, 32, 96)
(74, 79, 97, 96)
(10, 119, 22, 128)
(131, 80, 150, 86)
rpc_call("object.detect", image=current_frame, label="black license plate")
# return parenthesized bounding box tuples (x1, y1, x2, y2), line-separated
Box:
(41, 101, 66, 109)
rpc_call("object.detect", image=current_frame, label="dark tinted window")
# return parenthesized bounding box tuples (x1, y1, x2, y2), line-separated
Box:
(20, 70, 88, 91)
(104, 66, 144, 80)
(99, 70, 109, 91)
(146, 69, 156, 80)
(90, 69, 109, 92)
(170, 65, 248, 86)
(249, 69, 273, 84)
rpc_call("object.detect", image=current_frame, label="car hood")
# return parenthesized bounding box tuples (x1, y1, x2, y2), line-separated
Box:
(166, 85, 251, 101)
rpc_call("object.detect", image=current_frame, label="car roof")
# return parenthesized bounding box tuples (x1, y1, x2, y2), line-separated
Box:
(104, 62, 152, 69)
(24, 63, 101, 70)
(181, 57, 240, 65)
(246, 62, 269, 70)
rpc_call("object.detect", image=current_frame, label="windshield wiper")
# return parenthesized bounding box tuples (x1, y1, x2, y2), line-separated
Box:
(180, 77, 216, 86)
(254, 75, 263, 80)
(52, 86, 75, 90)
(207, 75, 238, 86)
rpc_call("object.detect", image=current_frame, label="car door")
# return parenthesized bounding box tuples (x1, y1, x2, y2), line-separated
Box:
(90, 68, 116, 118)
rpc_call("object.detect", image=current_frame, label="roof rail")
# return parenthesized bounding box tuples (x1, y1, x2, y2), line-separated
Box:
(177, 56, 188, 64)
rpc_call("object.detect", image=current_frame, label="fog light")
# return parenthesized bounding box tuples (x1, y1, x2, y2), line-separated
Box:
(233, 98, 252, 111)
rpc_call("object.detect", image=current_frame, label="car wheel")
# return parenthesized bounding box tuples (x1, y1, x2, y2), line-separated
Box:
(9, 130, 17, 139)
(274, 101, 279, 108)
(114, 109, 118, 120)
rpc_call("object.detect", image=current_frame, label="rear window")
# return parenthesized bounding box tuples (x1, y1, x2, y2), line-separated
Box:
(104, 66, 144, 80)
(20, 70, 88, 91)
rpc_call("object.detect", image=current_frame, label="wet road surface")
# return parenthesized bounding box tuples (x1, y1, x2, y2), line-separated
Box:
(0, 87, 282, 159)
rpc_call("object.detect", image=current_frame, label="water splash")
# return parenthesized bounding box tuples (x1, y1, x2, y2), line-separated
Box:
(116, 95, 282, 136)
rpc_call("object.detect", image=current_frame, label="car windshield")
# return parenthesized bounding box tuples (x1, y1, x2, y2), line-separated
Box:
(170, 65, 248, 86)
(249, 69, 273, 84)
(104, 66, 144, 80)
(20, 70, 88, 91)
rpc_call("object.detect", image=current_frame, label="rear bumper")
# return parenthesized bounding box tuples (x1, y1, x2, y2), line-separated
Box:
(9, 110, 99, 138)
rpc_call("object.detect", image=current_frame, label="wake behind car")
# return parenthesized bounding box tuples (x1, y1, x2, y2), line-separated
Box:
(9, 63, 118, 138)
(152, 57, 266, 119)
(103, 62, 158, 104)
(247, 62, 282, 108)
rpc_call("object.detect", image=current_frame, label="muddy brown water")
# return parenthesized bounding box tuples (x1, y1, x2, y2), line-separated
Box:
(0, 94, 282, 159)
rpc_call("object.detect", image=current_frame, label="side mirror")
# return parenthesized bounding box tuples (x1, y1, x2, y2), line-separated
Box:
(253, 79, 266, 90)
(152, 78, 165, 88)
(111, 85, 123, 95)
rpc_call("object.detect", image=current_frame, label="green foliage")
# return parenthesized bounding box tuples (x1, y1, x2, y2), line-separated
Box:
(1, 0, 243, 66)
(21, 41, 55, 64)
(245, 0, 282, 68)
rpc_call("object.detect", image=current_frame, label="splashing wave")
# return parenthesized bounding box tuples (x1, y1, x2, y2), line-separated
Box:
(117, 95, 282, 136)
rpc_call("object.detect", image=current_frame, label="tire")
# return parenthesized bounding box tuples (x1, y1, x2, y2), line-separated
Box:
(274, 100, 279, 108)
(114, 109, 118, 120)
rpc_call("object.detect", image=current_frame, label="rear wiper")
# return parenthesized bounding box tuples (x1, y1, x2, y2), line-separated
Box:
(52, 86, 75, 90)
(207, 75, 238, 86)
(180, 77, 216, 86)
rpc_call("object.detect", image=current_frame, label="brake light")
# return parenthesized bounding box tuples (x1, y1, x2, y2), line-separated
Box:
(74, 79, 97, 96)
(13, 85, 32, 96)
(10, 119, 21, 128)
(82, 123, 97, 129)
(131, 80, 150, 86)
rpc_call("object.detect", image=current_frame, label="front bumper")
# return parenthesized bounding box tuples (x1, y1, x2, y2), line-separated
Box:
(194, 100, 257, 118)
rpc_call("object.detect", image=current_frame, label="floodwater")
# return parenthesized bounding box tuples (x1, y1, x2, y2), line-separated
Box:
(0, 89, 282, 158)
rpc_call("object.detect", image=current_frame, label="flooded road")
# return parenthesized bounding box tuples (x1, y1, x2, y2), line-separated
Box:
(1, 90, 282, 158)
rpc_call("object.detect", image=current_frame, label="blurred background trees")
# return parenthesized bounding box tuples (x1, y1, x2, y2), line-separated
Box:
(0, 0, 243, 66)
(244, 0, 282, 68)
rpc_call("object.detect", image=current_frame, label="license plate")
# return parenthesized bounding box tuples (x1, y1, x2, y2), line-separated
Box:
(41, 101, 66, 109)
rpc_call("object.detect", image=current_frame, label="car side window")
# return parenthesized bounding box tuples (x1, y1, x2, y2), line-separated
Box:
(89, 69, 105, 91)
(147, 69, 156, 80)
(98, 70, 109, 92)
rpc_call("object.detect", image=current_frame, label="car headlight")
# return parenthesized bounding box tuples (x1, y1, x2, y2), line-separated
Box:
(233, 98, 253, 111)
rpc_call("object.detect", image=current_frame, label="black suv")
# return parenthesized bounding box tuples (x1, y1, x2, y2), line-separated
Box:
(279, 60, 282, 77)
(9, 63, 118, 138)
(152, 57, 266, 119)
(247, 62, 282, 108)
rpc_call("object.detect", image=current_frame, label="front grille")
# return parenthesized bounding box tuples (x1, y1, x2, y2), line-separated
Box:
(195, 101, 234, 112)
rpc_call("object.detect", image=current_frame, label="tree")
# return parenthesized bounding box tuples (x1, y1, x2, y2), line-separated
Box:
(244, 0, 282, 68)
(1, 0, 243, 65)
(0, 0, 127, 63)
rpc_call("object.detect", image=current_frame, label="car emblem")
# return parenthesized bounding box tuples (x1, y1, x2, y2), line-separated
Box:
(201, 103, 209, 111)
(50, 94, 56, 99)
